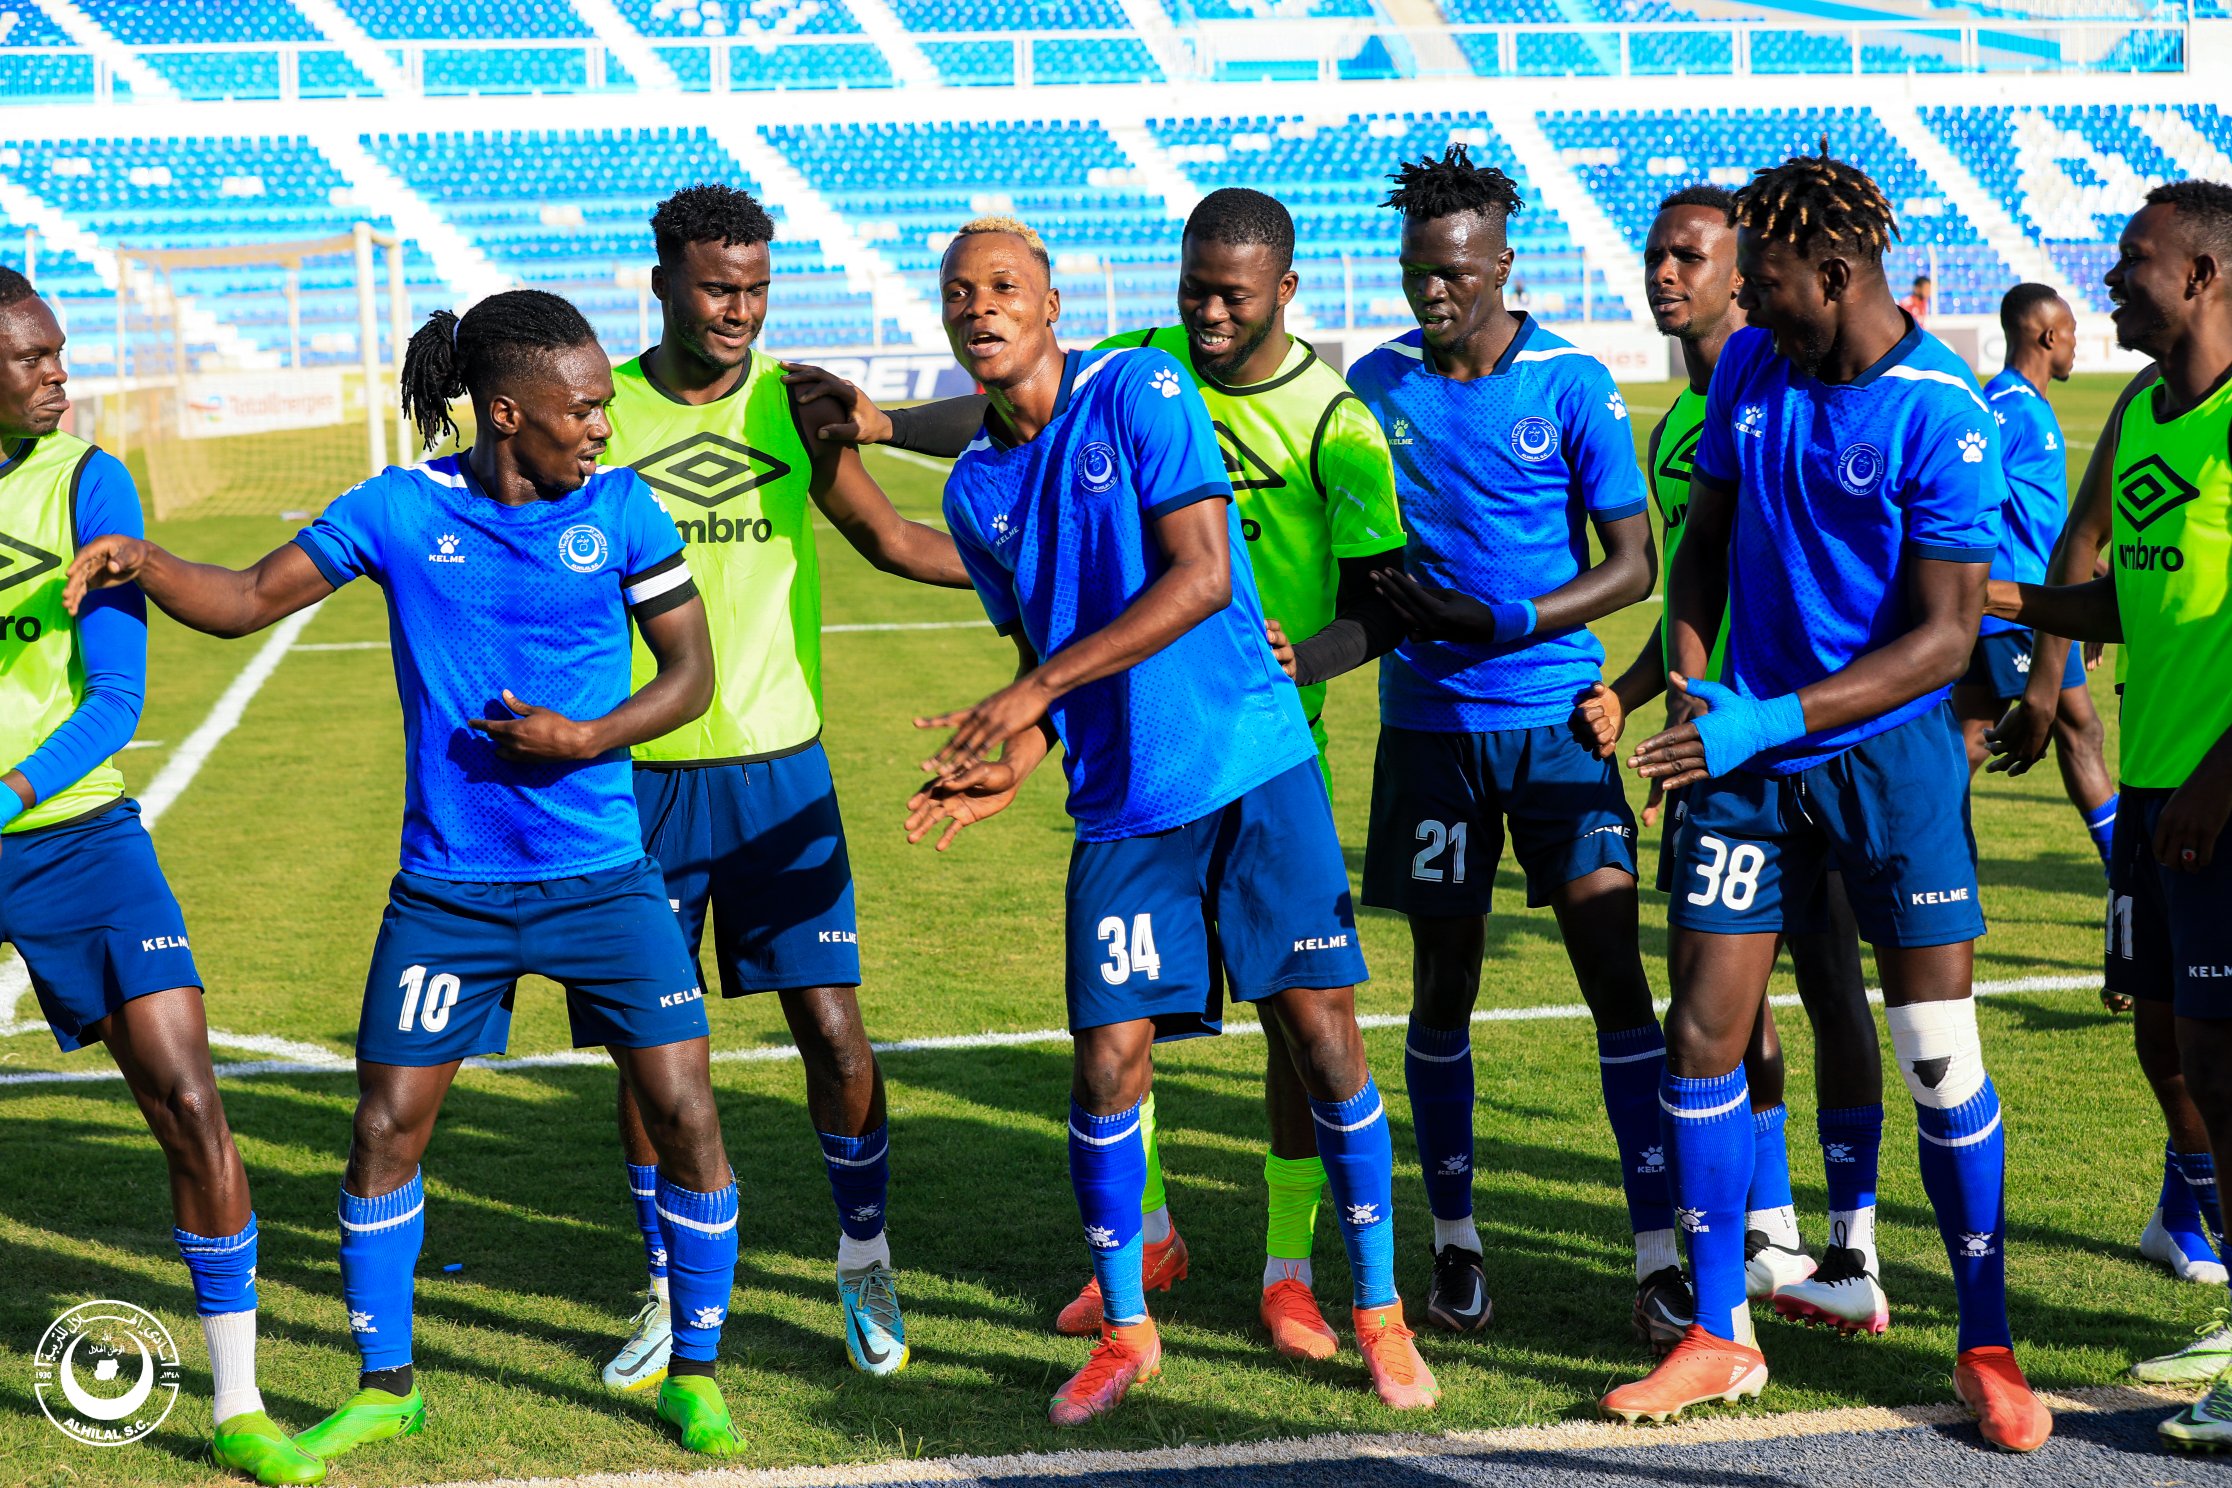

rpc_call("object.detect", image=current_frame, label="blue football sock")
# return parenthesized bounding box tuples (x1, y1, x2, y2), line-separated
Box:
(339, 1172, 424, 1374)
(656, 1172, 739, 1363)
(1069, 1100, 1148, 1325)
(1749, 1103, 1794, 1217)
(1915, 1079, 2011, 1353)
(2172, 1147, 2225, 1255)
(1404, 1018, 1474, 1223)
(1598, 1022, 1674, 1235)
(818, 1125, 891, 1242)
(1662, 1067, 1753, 1342)
(2084, 794, 2118, 868)
(176, 1214, 259, 1315)
(625, 1162, 667, 1285)
(1817, 1104, 1885, 1243)
(1311, 1077, 1399, 1310)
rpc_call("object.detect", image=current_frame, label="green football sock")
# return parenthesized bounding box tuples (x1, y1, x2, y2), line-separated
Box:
(1264, 1152, 1327, 1260)
(1139, 1089, 1167, 1216)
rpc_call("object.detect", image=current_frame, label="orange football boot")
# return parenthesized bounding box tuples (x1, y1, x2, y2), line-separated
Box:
(1353, 1303, 1440, 1409)
(1600, 1324, 1768, 1424)
(1049, 1320, 1162, 1427)
(1954, 1346, 2053, 1452)
(1260, 1277, 1339, 1361)
(1055, 1228, 1189, 1336)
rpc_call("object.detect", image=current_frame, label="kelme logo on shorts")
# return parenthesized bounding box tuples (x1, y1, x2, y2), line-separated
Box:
(1077, 441, 1119, 495)
(2116, 454, 2201, 533)
(0, 528, 60, 594)
(1509, 416, 1559, 462)
(1836, 443, 1886, 497)
(632, 433, 793, 511)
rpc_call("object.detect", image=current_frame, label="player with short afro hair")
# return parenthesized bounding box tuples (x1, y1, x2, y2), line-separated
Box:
(1184, 187, 1295, 269)
(651, 182, 777, 264)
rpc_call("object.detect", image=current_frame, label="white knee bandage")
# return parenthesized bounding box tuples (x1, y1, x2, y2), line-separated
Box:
(1885, 999, 1986, 1109)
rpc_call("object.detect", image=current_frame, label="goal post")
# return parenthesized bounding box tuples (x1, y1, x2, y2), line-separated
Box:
(107, 225, 415, 521)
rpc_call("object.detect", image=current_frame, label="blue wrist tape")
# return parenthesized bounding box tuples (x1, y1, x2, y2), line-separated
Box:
(1489, 599, 1538, 645)
(1685, 680, 1807, 776)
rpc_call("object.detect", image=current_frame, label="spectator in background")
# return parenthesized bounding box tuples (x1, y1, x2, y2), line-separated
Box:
(1899, 273, 1933, 323)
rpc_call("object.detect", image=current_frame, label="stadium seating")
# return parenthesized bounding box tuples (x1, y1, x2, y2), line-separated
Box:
(337, 0, 600, 94)
(614, 0, 894, 90)
(1543, 106, 2017, 315)
(767, 119, 1183, 332)
(366, 127, 889, 349)
(1150, 112, 1629, 324)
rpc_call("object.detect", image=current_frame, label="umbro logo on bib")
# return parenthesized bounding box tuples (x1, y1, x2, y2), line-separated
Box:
(1213, 420, 1286, 493)
(2116, 454, 2201, 533)
(633, 433, 793, 511)
(0, 529, 60, 595)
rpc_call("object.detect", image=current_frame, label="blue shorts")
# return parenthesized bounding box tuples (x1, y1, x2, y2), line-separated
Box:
(2106, 788, 2232, 1017)
(1066, 759, 1368, 1039)
(1960, 628, 2084, 701)
(1362, 723, 1638, 916)
(1668, 705, 1984, 948)
(354, 857, 709, 1067)
(0, 800, 201, 1053)
(636, 742, 860, 997)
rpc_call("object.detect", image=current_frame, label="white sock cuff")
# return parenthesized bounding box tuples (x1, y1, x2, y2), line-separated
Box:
(1885, 998, 1986, 1109)
(202, 1310, 263, 1426)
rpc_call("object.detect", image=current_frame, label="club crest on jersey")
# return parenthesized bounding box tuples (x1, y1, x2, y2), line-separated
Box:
(1509, 416, 1560, 463)
(1835, 443, 1886, 496)
(558, 524, 608, 573)
(0, 529, 60, 595)
(1077, 441, 1120, 495)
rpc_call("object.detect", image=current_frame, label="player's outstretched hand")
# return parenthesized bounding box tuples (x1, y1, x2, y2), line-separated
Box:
(1630, 675, 1806, 789)
(917, 676, 1054, 779)
(1984, 697, 2054, 777)
(905, 760, 1020, 851)
(780, 363, 894, 446)
(1571, 681, 1625, 759)
(468, 690, 597, 762)
(1265, 619, 1296, 679)
(2154, 766, 2232, 874)
(1373, 568, 1501, 643)
(63, 534, 151, 615)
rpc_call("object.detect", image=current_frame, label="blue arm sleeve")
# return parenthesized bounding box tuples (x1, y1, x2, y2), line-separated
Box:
(11, 451, 148, 806)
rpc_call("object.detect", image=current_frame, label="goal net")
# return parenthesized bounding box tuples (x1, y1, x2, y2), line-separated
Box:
(102, 225, 418, 521)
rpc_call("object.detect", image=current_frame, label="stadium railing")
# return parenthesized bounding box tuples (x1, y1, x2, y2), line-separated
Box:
(0, 17, 2192, 105)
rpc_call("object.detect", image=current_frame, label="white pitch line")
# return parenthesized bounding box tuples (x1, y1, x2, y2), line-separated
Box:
(824, 620, 985, 633)
(866, 446, 956, 475)
(0, 974, 2098, 1090)
(409, 1382, 2182, 1488)
(292, 639, 390, 651)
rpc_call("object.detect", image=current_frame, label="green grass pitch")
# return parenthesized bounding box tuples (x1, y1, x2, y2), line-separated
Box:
(0, 372, 2204, 1486)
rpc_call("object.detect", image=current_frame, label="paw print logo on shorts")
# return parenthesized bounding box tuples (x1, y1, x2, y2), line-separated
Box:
(1958, 429, 1988, 464)
(1150, 366, 1183, 399)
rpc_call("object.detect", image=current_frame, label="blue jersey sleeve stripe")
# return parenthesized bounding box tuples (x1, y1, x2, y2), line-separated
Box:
(1592, 498, 1648, 523)
(1913, 541, 1995, 564)
(1143, 483, 1229, 523)
(292, 531, 352, 590)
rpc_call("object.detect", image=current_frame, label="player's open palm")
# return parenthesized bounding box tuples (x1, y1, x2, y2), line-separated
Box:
(918, 677, 1053, 779)
(62, 533, 151, 614)
(468, 690, 596, 762)
(906, 761, 1019, 851)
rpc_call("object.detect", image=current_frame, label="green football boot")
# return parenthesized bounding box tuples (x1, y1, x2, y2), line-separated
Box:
(212, 1410, 326, 1485)
(292, 1387, 425, 1461)
(2133, 1309, 2232, 1386)
(655, 1375, 747, 1457)
(2160, 1371, 2232, 1452)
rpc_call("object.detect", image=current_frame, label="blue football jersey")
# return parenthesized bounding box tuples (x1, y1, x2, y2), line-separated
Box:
(294, 455, 695, 881)
(1346, 317, 1650, 732)
(1693, 322, 2006, 774)
(1978, 367, 2067, 637)
(943, 346, 1315, 842)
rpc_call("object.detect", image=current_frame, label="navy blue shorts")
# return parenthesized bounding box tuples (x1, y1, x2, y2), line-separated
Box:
(1960, 628, 2084, 701)
(1668, 705, 1985, 949)
(1362, 723, 1638, 916)
(1, 800, 200, 1053)
(1066, 759, 1368, 1039)
(354, 857, 709, 1067)
(2106, 788, 2232, 1017)
(636, 743, 861, 997)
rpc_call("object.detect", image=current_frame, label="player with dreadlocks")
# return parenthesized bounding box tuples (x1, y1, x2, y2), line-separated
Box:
(1315, 143, 1673, 1343)
(67, 289, 756, 1461)
(1574, 184, 1884, 1335)
(1604, 148, 2052, 1451)
(787, 186, 1408, 1363)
